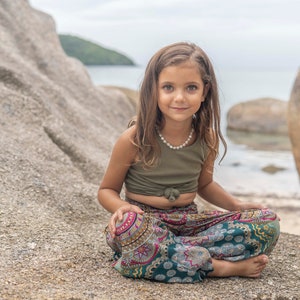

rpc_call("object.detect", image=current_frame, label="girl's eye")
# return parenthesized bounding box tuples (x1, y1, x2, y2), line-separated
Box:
(162, 85, 173, 92)
(187, 85, 198, 91)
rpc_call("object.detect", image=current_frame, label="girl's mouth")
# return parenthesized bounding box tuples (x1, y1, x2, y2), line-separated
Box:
(171, 107, 188, 111)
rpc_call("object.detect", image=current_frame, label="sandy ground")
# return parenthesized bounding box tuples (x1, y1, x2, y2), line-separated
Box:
(265, 205, 300, 236)
(1, 195, 299, 300)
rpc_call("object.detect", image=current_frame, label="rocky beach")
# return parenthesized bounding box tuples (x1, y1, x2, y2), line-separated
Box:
(0, 1, 299, 299)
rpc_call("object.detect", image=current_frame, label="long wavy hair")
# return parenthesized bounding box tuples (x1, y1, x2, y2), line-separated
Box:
(131, 42, 227, 167)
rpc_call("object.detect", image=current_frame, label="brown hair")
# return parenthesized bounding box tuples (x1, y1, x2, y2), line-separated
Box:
(131, 42, 227, 167)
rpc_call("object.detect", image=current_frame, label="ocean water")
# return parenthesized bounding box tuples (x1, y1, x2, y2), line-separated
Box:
(86, 65, 300, 198)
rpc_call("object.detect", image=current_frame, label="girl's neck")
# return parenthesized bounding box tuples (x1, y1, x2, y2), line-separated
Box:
(159, 120, 195, 147)
(160, 119, 193, 135)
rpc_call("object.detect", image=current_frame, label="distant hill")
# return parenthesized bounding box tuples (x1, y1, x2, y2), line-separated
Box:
(58, 34, 135, 66)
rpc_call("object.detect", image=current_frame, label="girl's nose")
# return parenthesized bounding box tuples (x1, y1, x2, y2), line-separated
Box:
(174, 90, 184, 101)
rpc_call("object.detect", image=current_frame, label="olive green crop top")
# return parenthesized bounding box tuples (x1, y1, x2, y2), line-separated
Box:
(124, 135, 208, 201)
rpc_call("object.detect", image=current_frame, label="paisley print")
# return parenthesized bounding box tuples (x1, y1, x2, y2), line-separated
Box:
(105, 200, 280, 283)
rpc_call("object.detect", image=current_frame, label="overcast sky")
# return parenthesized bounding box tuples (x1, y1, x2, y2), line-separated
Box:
(29, 0, 300, 70)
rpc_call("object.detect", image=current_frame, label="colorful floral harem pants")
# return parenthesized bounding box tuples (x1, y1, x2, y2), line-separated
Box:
(105, 200, 280, 283)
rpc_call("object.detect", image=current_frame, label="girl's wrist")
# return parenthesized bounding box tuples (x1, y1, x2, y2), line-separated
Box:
(231, 199, 242, 211)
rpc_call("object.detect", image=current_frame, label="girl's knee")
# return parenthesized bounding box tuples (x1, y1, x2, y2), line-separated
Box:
(105, 211, 146, 253)
(115, 211, 145, 239)
(260, 208, 279, 220)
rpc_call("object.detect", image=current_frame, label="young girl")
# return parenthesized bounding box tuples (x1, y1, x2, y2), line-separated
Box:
(98, 42, 280, 283)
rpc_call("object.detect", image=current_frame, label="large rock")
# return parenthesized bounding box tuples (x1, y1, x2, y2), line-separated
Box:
(227, 98, 288, 134)
(0, 0, 136, 184)
(287, 70, 300, 179)
(0, 0, 135, 296)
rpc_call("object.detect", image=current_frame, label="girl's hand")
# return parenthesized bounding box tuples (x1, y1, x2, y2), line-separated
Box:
(109, 204, 144, 238)
(237, 201, 264, 211)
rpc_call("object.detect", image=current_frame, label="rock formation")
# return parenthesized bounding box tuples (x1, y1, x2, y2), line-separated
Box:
(287, 70, 300, 179)
(0, 0, 135, 297)
(227, 98, 287, 134)
(0, 0, 135, 185)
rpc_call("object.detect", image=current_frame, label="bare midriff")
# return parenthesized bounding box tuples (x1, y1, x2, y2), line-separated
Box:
(125, 190, 197, 210)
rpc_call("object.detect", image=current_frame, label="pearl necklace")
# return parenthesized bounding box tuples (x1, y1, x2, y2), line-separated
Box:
(157, 128, 194, 150)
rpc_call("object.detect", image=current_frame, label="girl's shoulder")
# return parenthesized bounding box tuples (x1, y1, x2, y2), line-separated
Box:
(110, 125, 137, 165)
(120, 124, 136, 142)
(114, 125, 137, 152)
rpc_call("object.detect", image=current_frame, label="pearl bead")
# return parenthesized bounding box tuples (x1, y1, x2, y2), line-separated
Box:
(157, 128, 194, 150)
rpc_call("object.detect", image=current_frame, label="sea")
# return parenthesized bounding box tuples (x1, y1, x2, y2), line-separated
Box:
(86, 65, 300, 198)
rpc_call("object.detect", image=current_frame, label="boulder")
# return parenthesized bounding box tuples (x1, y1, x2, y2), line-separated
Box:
(287, 70, 300, 179)
(0, 0, 135, 296)
(226, 98, 288, 134)
(0, 0, 135, 185)
(226, 129, 291, 151)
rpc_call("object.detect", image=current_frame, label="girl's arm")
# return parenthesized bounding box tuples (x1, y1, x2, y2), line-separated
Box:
(197, 152, 263, 211)
(98, 127, 144, 236)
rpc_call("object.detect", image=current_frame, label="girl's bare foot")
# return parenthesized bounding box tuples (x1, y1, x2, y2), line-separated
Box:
(208, 255, 269, 278)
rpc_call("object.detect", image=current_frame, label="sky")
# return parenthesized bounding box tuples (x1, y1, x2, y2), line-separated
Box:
(29, 0, 300, 70)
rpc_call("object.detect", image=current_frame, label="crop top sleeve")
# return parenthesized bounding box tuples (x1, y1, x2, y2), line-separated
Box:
(124, 135, 208, 199)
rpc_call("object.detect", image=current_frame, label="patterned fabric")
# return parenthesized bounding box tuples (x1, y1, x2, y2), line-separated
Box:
(105, 200, 280, 283)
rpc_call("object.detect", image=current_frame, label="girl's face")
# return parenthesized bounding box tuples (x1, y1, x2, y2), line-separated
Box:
(157, 61, 207, 126)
